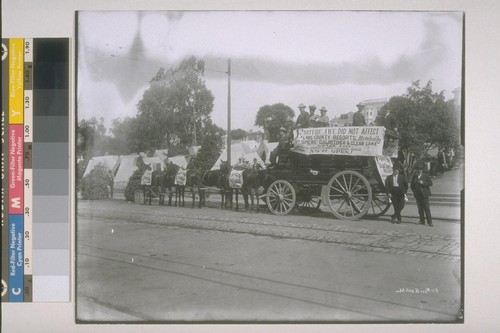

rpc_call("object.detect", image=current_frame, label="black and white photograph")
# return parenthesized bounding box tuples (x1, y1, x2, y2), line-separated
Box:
(75, 10, 464, 323)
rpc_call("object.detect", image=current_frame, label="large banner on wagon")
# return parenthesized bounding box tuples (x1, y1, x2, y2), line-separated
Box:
(291, 126, 385, 156)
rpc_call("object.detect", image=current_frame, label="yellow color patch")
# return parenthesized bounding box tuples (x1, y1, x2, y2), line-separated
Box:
(9, 38, 24, 124)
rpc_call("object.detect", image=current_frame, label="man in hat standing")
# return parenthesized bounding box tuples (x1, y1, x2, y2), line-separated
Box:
(352, 103, 367, 126)
(385, 165, 408, 224)
(295, 103, 310, 128)
(383, 108, 399, 134)
(318, 106, 330, 127)
(411, 167, 434, 226)
(437, 148, 446, 175)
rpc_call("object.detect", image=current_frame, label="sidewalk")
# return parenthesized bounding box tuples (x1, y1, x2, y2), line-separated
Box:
(428, 163, 464, 194)
(400, 202, 460, 222)
(402, 164, 463, 222)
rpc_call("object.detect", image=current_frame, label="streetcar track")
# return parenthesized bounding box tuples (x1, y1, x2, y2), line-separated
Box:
(79, 209, 458, 241)
(78, 245, 458, 320)
(78, 213, 460, 260)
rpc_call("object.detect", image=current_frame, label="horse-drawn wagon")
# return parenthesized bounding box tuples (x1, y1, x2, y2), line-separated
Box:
(261, 126, 397, 220)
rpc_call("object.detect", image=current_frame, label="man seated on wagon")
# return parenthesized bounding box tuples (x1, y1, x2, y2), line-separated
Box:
(269, 127, 291, 166)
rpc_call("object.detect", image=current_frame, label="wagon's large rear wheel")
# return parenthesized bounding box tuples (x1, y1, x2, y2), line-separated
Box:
(325, 171, 372, 220)
(368, 192, 391, 217)
(266, 180, 296, 215)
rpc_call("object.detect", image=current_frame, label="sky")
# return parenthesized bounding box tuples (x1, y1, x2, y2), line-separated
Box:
(77, 11, 463, 133)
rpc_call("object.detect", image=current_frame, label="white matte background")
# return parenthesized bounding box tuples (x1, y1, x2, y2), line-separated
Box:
(2, 0, 499, 332)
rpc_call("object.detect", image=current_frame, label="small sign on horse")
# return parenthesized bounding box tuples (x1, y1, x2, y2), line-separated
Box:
(141, 170, 153, 185)
(175, 169, 187, 186)
(229, 169, 244, 189)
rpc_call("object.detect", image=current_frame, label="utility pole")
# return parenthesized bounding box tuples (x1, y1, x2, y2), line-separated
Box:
(227, 58, 231, 165)
(189, 93, 197, 147)
(193, 103, 197, 146)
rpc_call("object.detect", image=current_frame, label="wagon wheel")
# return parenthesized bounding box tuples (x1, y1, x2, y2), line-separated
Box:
(297, 196, 322, 212)
(367, 192, 391, 217)
(266, 180, 296, 216)
(325, 171, 372, 220)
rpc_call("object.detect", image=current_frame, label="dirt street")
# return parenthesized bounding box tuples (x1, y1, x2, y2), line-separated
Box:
(76, 199, 461, 323)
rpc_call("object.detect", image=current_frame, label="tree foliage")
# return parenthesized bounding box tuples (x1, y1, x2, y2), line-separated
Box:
(230, 128, 247, 141)
(376, 80, 460, 160)
(77, 117, 107, 160)
(255, 103, 295, 142)
(80, 163, 112, 200)
(134, 56, 215, 152)
(124, 156, 149, 202)
(190, 122, 224, 173)
(107, 117, 141, 154)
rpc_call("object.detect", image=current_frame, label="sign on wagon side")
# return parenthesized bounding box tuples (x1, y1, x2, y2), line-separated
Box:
(291, 126, 385, 156)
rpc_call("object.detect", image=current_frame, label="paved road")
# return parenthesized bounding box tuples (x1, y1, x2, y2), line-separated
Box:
(76, 199, 462, 323)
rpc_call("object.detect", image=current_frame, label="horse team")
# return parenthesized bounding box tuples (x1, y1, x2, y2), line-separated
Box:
(149, 161, 266, 212)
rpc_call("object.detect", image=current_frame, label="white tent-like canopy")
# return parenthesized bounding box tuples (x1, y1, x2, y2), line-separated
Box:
(143, 156, 163, 171)
(257, 141, 279, 163)
(167, 155, 190, 169)
(113, 154, 139, 191)
(154, 149, 169, 162)
(240, 140, 260, 152)
(211, 143, 266, 170)
(83, 155, 120, 178)
(211, 143, 251, 170)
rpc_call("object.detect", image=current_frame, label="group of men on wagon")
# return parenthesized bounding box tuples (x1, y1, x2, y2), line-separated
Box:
(270, 102, 371, 166)
(295, 103, 331, 128)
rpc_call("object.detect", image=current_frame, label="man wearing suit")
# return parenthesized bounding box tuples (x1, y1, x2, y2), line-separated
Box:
(411, 167, 434, 226)
(385, 166, 408, 224)
(352, 103, 367, 126)
(295, 103, 310, 128)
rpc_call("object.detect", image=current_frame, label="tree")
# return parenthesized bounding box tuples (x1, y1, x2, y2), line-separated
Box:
(255, 103, 295, 142)
(106, 117, 139, 155)
(376, 80, 460, 159)
(76, 117, 111, 187)
(77, 117, 107, 160)
(124, 156, 148, 202)
(190, 122, 224, 173)
(80, 163, 112, 200)
(230, 128, 247, 141)
(135, 56, 215, 152)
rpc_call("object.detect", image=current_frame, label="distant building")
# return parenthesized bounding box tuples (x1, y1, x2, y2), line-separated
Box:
(243, 129, 264, 143)
(221, 129, 263, 149)
(330, 98, 388, 126)
(359, 98, 388, 125)
(330, 112, 354, 127)
(221, 130, 264, 149)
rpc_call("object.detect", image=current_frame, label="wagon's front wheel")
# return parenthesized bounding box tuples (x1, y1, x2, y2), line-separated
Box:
(266, 180, 296, 215)
(297, 196, 322, 212)
(325, 171, 372, 220)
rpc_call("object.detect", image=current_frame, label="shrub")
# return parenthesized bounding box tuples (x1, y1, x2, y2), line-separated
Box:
(124, 168, 146, 202)
(80, 163, 111, 199)
(401, 149, 418, 179)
